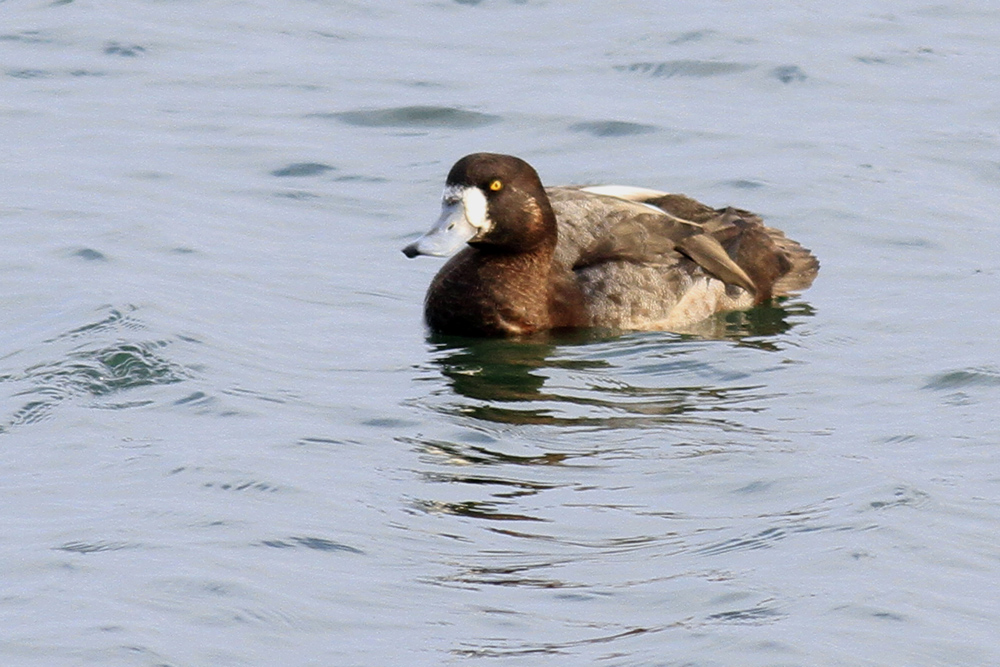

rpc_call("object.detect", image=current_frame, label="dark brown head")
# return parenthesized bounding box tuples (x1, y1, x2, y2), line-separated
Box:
(402, 153, 557, 258)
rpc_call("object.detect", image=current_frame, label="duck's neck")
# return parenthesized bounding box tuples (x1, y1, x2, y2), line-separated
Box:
(426, 241, 557, 336)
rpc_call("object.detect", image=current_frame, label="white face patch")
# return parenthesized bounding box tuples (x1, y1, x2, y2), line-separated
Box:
(445, 185, 491, 234)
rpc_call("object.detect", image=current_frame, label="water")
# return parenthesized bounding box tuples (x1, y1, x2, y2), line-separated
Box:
(2, 1, 999, 665)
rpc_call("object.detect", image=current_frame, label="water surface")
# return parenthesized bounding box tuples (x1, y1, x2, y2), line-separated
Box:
(2, 1, 999, 666)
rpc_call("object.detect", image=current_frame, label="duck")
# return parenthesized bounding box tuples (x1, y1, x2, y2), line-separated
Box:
(402, 153, 818, 337)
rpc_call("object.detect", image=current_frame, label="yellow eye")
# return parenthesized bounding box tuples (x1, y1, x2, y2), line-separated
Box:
(488, 179, 503, 192)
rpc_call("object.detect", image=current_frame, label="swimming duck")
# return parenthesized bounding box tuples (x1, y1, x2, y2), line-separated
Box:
(403, 153, 818, 337)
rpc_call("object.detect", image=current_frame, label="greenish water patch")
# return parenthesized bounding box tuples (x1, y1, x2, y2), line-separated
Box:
(320, 105, 501, 129)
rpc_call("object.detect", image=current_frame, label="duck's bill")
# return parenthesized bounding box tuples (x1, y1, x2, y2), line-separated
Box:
(402, 187, 488, 258)
(402, 201, 477, 257)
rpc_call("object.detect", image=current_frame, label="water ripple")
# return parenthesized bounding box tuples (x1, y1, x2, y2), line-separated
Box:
(260, 536, 364, 555)
(412, 498, 547, 522)
(706, 600, 784, 624)
(923, 366, 1000, 390)
(416, 335, 776, 431)
(24, 341, 183, 397)
(452, 626, 655, 659)
(316, 105, 500, 129)
(404, 436, 577, 467)
(103, 42, 147, 57)
(270, 162, 336, 177)
(614, 60, 756, 78)
(1, 306, 188, 432)
(695, 522, 847, 557)
(568, 120, 657, 137)
(55, 540, 136, 554)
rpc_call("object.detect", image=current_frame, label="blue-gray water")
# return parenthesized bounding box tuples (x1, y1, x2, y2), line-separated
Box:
(3, 2, 999, 666)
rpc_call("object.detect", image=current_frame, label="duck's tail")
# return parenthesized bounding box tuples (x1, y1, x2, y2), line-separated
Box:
(763, 227, 820, 297)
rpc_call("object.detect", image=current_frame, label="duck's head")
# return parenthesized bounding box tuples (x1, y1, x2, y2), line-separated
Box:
(402, 153, 556, 258)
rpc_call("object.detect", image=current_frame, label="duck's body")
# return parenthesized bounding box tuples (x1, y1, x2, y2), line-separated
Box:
(403, 153, 818, 337)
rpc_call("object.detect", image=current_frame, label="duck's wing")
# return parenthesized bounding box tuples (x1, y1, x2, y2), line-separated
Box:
(579, 189, 819, 300)
(547, 187, 757, 294)
(640, 194, 819, 299)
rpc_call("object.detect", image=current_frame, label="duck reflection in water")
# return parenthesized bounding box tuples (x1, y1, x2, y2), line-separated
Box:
(427, 335, 568, 414)
(425, 301, 811, 428)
